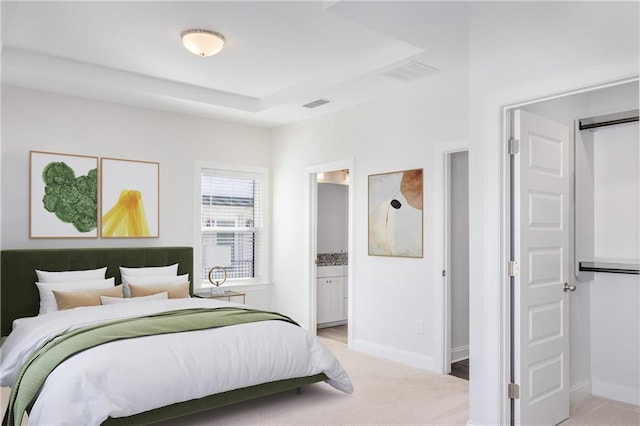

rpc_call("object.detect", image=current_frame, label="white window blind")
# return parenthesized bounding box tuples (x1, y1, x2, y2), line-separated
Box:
(200, 167, 265, 285)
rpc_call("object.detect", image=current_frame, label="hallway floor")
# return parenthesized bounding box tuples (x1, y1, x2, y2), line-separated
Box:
(449, 359, 469, 381)
(317, 324, 347, 344)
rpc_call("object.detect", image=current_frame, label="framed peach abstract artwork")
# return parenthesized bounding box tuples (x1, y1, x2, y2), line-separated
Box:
(368, 168, 423, 258)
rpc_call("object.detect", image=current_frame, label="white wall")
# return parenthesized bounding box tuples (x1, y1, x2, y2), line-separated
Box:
(591, 122, 639, 405)
(593, 123, 639, 260)
(270, 2, 638, 423)
(1, 86, 273, 307)
(0, 86, 3, 251)
(271, 68, 468, 370)
(2, 2, 638, 425)
(466, 2, 638, 424)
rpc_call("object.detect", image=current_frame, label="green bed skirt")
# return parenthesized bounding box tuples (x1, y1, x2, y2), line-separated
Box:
(103, 373, 328, 425)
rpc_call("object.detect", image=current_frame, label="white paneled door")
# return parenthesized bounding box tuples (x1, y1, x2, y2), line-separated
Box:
(512, 110, 571, 425)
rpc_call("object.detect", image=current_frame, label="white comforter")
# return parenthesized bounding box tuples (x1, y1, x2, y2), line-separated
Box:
(0, 298, 353, 425)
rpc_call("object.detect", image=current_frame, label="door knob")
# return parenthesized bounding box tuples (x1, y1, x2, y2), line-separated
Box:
(563, 282, 576, 292)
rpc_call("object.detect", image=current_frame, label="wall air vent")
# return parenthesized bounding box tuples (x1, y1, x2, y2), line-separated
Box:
(302, 99, 331, 109)
(380, 61, 439, 82)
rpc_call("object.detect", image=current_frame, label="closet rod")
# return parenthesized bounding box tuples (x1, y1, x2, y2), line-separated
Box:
(579, 109, 639, 130)
(579, 265, 639, 275)
(578, 260, 640, 275)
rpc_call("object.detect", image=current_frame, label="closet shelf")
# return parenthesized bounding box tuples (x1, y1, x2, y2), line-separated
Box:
(578, 258, 639, 275)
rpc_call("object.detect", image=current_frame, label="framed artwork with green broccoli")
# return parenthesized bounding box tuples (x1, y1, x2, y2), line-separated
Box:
(30, 151, 99, 238)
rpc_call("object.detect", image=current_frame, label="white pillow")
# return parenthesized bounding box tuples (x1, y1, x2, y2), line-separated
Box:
(121, 274, 189, 298)
(119, 264, 178, 277)
(36, 277, 115, 315)
(36, 267, 108, 283)
(100, 292, 168, 305)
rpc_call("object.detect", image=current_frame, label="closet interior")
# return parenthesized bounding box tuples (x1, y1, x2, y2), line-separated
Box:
(524, 80, 639, 407)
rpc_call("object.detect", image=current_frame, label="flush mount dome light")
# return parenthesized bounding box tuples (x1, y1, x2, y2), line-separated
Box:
(181, 29, 225, 57)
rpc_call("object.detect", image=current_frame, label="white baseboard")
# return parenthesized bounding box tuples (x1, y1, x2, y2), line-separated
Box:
(451, 345, 469, 363)
(317, 320, 347, 329)
(352, 338, 437, 372)
(570, 380, 592, 404)
(592, 380, 640, 406)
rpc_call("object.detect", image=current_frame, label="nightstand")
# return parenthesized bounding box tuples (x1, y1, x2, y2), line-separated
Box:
(195, 290, 246, 304)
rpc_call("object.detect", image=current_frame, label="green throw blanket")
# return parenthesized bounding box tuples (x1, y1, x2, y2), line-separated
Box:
(3, 307, 298, 426)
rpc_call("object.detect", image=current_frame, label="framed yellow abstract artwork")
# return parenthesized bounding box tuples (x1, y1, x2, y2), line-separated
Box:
(100, 157, 159, 238)
(30, 151, 99, 238)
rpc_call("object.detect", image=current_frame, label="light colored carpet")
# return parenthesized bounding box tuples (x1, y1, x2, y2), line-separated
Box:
(1, 337, 469, 425)
(317, 325, 348, 344)
(563, 395, 640, 425)
(152, 337, 470, 425)
(2, 338, 638, 425)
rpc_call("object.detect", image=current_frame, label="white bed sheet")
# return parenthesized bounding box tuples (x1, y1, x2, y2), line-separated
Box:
(0, 298, 353, 425)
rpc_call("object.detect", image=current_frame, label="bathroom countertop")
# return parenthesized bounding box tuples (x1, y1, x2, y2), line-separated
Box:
(317, 252, 348, 267)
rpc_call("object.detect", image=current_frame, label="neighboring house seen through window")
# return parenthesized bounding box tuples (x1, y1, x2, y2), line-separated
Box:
(197, 164, 268, 288)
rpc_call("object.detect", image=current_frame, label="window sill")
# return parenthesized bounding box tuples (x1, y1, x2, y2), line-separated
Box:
(195, 281, 271, 294)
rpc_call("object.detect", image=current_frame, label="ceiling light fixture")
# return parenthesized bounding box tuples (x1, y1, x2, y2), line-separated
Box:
(181, 29, 225, 57)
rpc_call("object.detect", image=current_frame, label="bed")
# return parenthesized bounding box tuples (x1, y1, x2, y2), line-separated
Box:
(0, 247, 352, 425)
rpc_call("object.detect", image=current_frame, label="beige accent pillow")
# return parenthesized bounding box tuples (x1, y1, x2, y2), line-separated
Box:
(53, 285, 124, 311)
(129, 282, 190, 299)
(36, 278, 115, 315)
(121, 274, 189, 298)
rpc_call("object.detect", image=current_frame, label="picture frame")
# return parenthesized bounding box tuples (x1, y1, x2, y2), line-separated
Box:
(368, 168, 423, 258)
(30, 150, 99, 239)
(100, 157, 159, 238)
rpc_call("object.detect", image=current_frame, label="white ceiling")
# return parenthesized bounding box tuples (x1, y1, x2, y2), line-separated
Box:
(1, 1, 470, 127)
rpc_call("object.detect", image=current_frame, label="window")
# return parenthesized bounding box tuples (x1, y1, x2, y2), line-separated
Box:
(196, 163, 268, 288)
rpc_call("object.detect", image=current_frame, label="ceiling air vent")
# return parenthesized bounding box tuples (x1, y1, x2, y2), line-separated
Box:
(303, 99, 331, 109)
(380, 61, 439, 82)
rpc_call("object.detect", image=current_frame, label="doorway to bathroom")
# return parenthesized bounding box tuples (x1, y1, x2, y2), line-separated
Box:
(315, 169, 350, 343)
(305, 159, 354, 345)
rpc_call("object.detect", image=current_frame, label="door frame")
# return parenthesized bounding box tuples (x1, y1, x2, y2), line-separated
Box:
(305, 159, 354, 344)
(498, 76, 638, 423)
(434, 139, 469, 374)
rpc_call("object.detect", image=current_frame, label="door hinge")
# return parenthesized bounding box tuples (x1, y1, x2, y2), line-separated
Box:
(508, 383, 520, 399)
(508, 138, 520, 155)
(442, 270, 446, 277)
(508, 261, 520, 277)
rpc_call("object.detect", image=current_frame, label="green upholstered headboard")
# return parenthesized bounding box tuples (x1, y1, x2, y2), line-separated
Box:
(0, 246, 193, 336)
